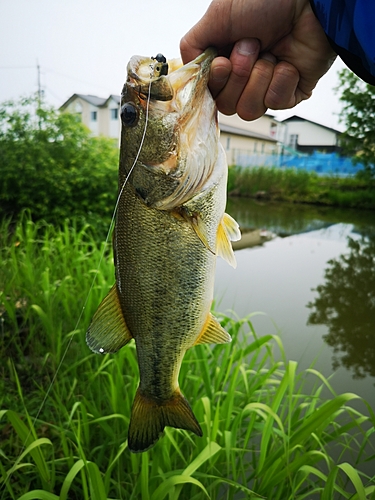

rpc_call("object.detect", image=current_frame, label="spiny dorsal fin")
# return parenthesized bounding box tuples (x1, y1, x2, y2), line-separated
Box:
(194, 312, 232, 345)
(216, 212, 241, 268)
(86, 284, 132, 354)
(128, 388, 202, 453)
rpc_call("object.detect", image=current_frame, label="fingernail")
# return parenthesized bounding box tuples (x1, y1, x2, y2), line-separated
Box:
(236, 38, 259, 56)
(211, 66, 230, 82)
(260, 52, 277, 64)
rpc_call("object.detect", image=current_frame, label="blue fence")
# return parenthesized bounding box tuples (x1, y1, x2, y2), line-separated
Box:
(234, 151, 364, 176)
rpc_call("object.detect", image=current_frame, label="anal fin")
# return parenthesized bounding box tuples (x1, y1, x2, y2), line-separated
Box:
(86, 284, 132, 354)
(194, 312, 232, 346)
(128, 388, 202, 453)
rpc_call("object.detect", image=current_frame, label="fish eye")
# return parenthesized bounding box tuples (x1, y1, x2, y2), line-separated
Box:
(120, 102, 138, 127)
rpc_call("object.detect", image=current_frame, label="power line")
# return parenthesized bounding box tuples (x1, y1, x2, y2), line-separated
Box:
(43, 66, 115, 92)
(0, 65, 35, 69)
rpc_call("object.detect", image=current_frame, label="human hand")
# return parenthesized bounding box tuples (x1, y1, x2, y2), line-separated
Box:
(180, 0, 337, 120)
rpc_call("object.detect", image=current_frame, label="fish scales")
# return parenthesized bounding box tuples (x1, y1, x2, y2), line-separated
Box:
(116, 182, 215, 399)
(86, 48, 241, 453)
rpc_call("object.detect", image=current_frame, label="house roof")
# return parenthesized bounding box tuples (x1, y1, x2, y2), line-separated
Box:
(60, 94, 121, 109)
(280, 115, 342, 134)
(219, 123, 277, 142)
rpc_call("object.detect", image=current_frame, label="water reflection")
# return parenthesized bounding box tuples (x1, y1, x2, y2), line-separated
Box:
(227, 197, 375, 237)
(219, 199, 375, 390)
(307, 236, 375, 379)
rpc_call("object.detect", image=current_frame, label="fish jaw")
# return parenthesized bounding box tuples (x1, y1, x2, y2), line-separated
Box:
(119, 48, 219, 210)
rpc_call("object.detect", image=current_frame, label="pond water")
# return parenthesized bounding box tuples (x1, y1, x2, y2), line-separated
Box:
(215, 198, 375, 408)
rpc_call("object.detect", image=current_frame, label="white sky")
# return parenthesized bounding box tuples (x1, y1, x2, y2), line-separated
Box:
(0, 0, 347, 130)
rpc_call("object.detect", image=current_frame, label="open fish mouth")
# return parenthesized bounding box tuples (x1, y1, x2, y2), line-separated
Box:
(125, 48, 217, 106)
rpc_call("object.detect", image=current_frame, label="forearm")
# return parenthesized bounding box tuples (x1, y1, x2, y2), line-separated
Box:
(309, 0, 375, 85)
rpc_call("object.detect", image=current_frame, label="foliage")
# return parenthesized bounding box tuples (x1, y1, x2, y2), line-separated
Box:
(228, 166, 375, 209)
(0, 94, 118, 225)
(1, 215, 374, 499)
(308, 236, 375, 379)
(337, 69, 375, 177)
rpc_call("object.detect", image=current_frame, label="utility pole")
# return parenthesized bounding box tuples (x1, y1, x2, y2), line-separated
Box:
(37, 60, 41, 103)
(36, 59, 42, 129)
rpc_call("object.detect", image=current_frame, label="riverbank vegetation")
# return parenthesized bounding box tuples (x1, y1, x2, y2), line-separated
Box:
(0, 95, 118, 231)
(1, 215, 374, 499)
(228, 166, 375, 210)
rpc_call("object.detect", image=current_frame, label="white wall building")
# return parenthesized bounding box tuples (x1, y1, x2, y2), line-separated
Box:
(280, 115, 342, 154)
(60, 94, 121, 141)
(218, 112, 280, 165)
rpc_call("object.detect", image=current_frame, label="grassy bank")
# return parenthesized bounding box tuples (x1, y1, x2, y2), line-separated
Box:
(1, 215, 375, 499)
(228, 166, 375, 210)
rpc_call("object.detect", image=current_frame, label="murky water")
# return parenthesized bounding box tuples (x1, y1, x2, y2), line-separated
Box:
(215, 198, 375, 407)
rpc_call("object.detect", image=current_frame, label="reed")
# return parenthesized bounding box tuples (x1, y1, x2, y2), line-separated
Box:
(1, 215, 374, 499)
(228, 166, 375, 209)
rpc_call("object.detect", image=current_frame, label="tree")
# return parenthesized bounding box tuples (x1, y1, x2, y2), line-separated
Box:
(0, 94, 119, 224)
(338, 69, 375, 177)
(307, 236, 375, 379)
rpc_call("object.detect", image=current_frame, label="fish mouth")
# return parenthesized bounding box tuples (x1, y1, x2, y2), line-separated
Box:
(126, 48, 217, 105)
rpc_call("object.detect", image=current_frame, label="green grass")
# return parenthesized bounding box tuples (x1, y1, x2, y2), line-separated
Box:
(1, 214, 375, 499)
(228, 166, 375, 210)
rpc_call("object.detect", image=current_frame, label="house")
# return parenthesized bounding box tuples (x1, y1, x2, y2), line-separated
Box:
(218, 112, 280, 165)
(60, 94, 121, 140)
(280, 115, 342, 154)
(59, 94, 280, 165)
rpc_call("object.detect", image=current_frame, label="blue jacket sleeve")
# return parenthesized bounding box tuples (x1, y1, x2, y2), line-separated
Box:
(310, 0, 375, 85)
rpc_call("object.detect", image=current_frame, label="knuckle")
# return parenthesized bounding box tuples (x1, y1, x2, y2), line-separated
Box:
(230, 63, 252, 82)
(265, 64, 299, 109)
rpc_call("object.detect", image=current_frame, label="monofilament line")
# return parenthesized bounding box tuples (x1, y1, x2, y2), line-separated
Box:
(1, 74, 153, 498)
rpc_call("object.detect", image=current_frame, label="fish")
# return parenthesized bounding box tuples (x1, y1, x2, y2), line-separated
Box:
(86, 48, 241, 453)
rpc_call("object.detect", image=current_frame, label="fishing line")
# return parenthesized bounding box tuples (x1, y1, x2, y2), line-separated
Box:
(1, 67, 154, 498)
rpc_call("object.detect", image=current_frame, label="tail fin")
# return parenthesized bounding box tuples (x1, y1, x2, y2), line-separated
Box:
(128, 388, 202, 453)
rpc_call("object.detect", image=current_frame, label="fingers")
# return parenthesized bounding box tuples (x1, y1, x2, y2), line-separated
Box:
(214, 55, 310, 121)
(214, 39, 260, 115)
(235, 53, 277, 120)
(264, 61, 302, 109)
(208, 57, 231, 99)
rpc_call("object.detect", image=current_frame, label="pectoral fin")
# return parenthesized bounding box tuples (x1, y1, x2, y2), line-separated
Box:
(86, 284, 132, 354)
(216, 213, 241, 269)
(194, 312, 232, 345)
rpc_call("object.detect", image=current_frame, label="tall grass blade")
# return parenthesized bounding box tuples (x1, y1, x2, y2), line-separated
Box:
(150, 475, 209, 500)
(17, 492, 59, 500)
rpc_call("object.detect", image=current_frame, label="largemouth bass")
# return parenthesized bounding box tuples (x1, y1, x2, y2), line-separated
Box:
(86, 48, 240, 453)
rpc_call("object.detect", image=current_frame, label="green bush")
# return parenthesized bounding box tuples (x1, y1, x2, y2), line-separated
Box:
(0, 95, 118, 225)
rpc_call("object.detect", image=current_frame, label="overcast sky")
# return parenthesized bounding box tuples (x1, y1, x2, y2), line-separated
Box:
(1, 0, 347, 130)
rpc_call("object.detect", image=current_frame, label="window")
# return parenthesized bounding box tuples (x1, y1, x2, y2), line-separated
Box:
(226, 136, 231, 150)
(253, 142, 258, 153)
(288, 134, 298, 149)
(111, 108, 118, 120)
(91, 111, 97, 122)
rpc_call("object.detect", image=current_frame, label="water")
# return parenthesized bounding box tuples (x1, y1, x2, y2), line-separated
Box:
(215, 198, 375, 407)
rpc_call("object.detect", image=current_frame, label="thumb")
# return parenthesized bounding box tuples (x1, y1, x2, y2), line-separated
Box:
(180, 1, 233, 64)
